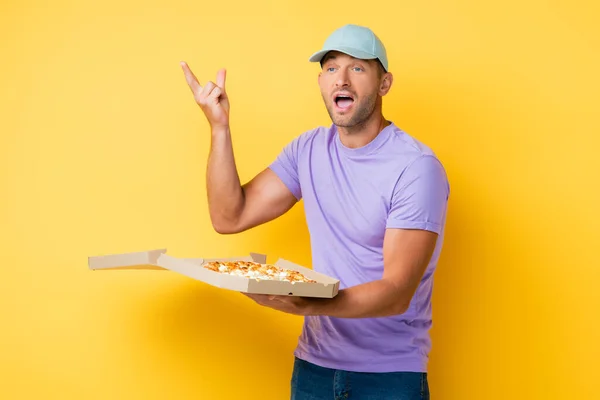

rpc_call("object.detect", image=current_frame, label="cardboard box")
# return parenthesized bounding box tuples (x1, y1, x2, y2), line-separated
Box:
(88, 249, 340, 298)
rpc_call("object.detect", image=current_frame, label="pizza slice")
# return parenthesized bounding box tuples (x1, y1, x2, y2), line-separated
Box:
(203, 260, 317, 283)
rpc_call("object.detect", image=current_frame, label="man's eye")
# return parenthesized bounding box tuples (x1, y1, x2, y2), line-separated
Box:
(327, 67, 336, 72)
(353, 67, 363, 72)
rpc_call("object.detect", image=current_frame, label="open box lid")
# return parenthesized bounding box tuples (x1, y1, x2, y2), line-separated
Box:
(88, 249, 340, 298)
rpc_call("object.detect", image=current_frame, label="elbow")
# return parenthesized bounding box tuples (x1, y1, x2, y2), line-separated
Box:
(392, 299, 411, 316)
(211, 217, 245, 235)
(209, 211, 237, 234)
(392, 306, 408, 316)
(211, 221, 238, 235)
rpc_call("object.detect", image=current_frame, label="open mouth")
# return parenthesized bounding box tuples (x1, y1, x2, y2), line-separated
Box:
(334, 93, 355, 110)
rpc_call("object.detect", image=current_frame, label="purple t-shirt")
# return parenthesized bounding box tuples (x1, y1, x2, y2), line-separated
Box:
(269, 122, 449, 373)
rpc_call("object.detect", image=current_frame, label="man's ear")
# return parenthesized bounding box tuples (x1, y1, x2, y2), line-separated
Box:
(379, 72, 393, 96)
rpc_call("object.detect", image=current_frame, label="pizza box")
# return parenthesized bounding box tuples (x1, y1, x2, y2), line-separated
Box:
(87, 248, 340, 298)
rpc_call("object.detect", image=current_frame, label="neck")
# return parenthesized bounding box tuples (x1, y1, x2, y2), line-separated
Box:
(337, 111, 390, 149)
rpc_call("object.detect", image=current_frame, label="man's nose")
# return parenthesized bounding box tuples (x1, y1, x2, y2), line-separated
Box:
(335, 70, 350, 87)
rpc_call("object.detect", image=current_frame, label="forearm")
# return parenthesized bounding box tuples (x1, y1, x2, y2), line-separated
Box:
(206, 126, 245, 232)
(309, 279, 410, 318)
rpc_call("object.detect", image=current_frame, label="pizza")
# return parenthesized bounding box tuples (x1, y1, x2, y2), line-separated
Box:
(203, 260, 317, 283)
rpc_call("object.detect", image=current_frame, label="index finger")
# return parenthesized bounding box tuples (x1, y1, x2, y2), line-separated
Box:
(216, 68, 226, 91)
(180, 61, 203, 92)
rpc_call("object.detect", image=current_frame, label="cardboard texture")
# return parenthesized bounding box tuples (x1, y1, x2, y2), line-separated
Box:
(88, 249, 339, 298)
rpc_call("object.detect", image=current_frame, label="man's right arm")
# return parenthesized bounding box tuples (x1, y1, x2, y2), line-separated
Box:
(180, 61, 297, 234)
(207, 126, 297, 234)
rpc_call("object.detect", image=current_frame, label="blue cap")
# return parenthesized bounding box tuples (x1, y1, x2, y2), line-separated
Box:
(309, 24, 388, 72)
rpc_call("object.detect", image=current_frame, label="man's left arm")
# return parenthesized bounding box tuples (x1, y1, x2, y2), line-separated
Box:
(246, 228, 437, 317)
(245, 155, 449, 318)
(312, 227, 438, 317)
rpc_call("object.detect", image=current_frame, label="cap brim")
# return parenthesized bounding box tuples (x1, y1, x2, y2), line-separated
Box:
(308, 46, 377, 63)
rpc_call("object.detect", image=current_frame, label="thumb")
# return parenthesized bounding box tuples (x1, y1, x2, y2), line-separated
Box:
(216, 68, 227, 92)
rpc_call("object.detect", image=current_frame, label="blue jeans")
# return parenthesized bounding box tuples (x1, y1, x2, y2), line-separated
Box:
(291, 357, 430, 400)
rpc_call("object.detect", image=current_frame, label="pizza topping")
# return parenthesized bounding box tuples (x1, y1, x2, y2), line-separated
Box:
(204, 260, 317, 283)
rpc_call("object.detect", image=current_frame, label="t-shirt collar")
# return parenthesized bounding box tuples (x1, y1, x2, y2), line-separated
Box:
(334, 121, 395, 157)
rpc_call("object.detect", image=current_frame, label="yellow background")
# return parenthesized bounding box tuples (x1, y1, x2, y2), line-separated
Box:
(1, 0, 598, 399)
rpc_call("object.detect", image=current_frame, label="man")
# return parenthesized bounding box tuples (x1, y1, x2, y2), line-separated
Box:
(181, 24, 449, 400)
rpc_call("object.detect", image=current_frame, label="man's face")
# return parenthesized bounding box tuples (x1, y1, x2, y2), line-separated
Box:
(318, 51, 386, 128)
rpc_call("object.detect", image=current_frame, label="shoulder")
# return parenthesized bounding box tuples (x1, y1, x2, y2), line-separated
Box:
(280, 124, 333, 155)
(386, 124, 444, 166)
(385, 124, 449, 189)
(386, 124, 436, 157)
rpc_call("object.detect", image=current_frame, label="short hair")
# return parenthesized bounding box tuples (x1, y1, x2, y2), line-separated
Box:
(374, 59, 386, 77)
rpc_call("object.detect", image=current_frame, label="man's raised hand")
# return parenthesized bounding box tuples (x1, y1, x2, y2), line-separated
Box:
(180, 61, 230, 130)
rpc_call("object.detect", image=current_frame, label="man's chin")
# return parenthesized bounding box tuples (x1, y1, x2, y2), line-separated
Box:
(332, 116, 357, 128)
(327, 111, 353, 127)
(325, 105, 361, 128)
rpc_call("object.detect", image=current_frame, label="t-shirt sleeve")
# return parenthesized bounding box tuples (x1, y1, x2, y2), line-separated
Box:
(268, 136, 302, 200)
(386, 155, 450, 234)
